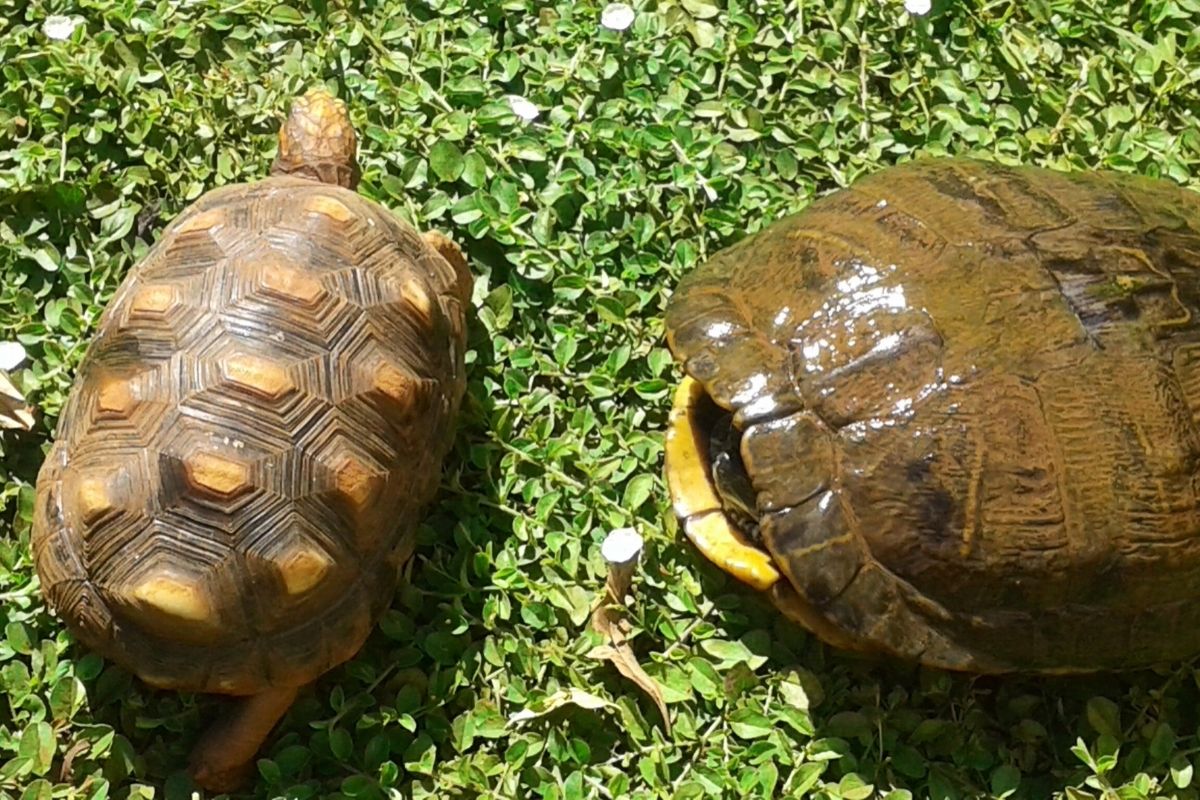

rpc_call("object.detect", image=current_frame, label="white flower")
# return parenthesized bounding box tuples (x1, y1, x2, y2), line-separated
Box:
(42, 15, 80, 40)
(0, 343, 25, 371)
(904, 0, 931, 15)
(601, 3, 636, 31)
(601, 527, 643, 565)
(505, 95, 539, 122)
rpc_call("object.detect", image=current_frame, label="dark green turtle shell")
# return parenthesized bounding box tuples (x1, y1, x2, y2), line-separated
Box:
(666, 157, 1200, 672)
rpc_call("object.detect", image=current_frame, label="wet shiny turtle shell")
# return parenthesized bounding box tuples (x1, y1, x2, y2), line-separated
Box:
(665, 157, 1200, 673)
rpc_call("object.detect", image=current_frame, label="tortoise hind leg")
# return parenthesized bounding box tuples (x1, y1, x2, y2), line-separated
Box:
(188, 685, 300, 792)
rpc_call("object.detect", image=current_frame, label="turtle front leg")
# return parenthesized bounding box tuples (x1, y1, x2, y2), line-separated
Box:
(188, 685, 299, 793)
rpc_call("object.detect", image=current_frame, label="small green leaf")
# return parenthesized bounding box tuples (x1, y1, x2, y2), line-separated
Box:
(18, 723, 54, 776)
(727, 707, 772, 739)
(991, 765, 1021, 797)
(404, 735, 436, 775)
(6, 622, 32, 655)
(1150, 722, 1176, 761)
(838, 773, 875, 800)
(687, 658, 721, 699)
(680, 0, 721, 18)
(621, 474, 654, 510)
(689, 19, 716, 47)
(461, 152, 488, 187)
(774, 707, 815, 737)
(699, 638, 766, 669)
(269, 5, 307, 24)
(778, 669, 823, 710)
(792, 762, 827, 794)
(19, 780, 52, 800)
(329, 728, 353, 761)
(1171, 755, 1194, 788)
(483, 285, 514, 330)
(1086, 697, 1121, 738)
(257, 758, 283, 784)
(891, 745, 927, 779)
(510, 138, 547, 161)
(827, 711, 871, 740)
(429, 140, 465, 183)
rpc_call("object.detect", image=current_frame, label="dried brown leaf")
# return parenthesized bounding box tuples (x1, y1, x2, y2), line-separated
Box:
(588, 531, 671, 733)
(586, 639, 671, 733)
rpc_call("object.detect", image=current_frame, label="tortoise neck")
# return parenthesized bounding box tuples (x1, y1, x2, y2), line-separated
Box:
(269, 159, 359, 190)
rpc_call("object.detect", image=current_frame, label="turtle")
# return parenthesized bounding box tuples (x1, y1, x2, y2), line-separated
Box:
(664, 156, 1200, 674)
(31, 88, 471, 790)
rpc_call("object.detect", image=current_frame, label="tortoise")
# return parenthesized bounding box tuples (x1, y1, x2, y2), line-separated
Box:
(664, 156, 1200, 674)
(31, 88, 471, 790)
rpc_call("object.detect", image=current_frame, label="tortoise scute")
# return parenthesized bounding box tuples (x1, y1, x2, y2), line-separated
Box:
(182, 452, 253, 499)
(740, 412, 832, 511)
(130, 284, 180, 315)
(33, 177, 467, 694)
(665, 288, 802, 425)
(760, 491, 861, 606)
(219, 353, 295, 401)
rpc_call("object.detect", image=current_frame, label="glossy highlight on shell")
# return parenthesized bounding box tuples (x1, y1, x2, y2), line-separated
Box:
(664, 157, 1200, 673)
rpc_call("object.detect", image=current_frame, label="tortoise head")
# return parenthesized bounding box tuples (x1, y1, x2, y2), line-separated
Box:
(270, 88, 359, 189)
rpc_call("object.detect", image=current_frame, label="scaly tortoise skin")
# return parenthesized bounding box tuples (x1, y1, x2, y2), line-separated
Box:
(664, 157, 1200, 674)
(31, 89, 470, 789)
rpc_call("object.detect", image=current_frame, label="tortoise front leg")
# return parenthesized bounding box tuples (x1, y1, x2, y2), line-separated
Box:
(422, 230, 473, 307)
(188, 685, 299, 793)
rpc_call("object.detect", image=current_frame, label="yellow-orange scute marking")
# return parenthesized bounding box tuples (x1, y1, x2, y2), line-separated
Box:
(130, 285, 178, 315)
(76, 477, 113, 524)
(96, 378, 135, 417)
(184, 452, 251, 498)
(333, 456, 382, 512)
(130, 574, 213, 622)
(372, 364, 415, 408)
(276, 546, 333, 595)
(304, 195, 354, 222)
(403, 278, 432, 319)
(176, 208, 225, 234)
(220, 353, 294, 400)
(260, 266, 326, 305)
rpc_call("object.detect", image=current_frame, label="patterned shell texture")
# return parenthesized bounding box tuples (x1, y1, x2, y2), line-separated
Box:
(33, 177, 468, 694)
(666, 158, 1200, 671)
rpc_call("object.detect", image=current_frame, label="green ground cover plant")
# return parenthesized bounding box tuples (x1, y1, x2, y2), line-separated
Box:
(3, 0, 1200, 797)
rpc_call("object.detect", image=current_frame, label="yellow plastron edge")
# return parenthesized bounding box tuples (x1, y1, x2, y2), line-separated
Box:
(665, 376, 781, 592)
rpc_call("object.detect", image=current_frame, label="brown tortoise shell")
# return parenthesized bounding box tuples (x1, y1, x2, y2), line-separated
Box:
(666, 157, 1200, 672)
(32, 176, 468, 694)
